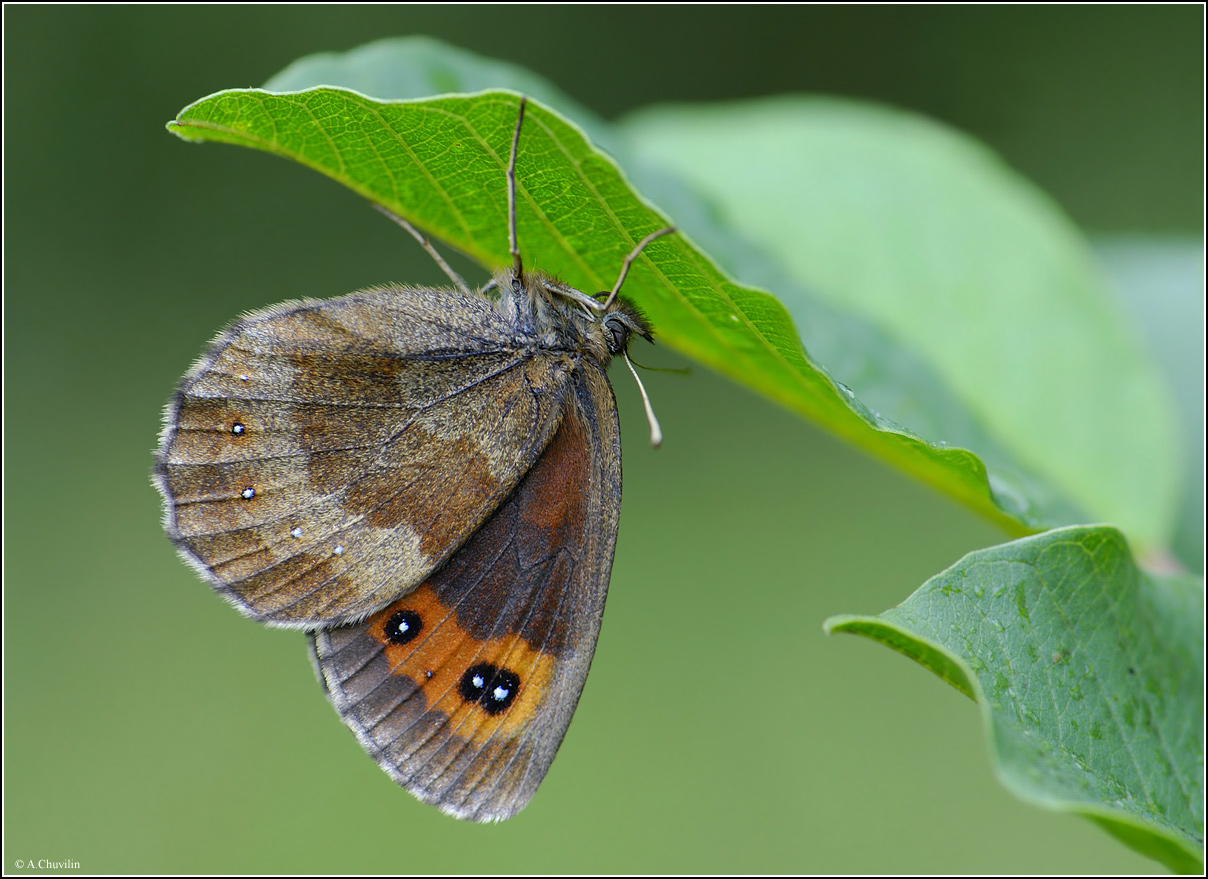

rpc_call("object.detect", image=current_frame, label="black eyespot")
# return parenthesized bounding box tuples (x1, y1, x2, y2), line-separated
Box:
(459, 662, 521, 715)
(384, 609, 422, 645)
(231, 422, 245, 435)
(240, 486, 255, 500)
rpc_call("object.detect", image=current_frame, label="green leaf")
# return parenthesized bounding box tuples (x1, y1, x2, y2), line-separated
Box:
(1094, 236, 1205, 573)
(618, 99, 1181, 553)
(168, 63, 1031, 538)
(825, 527, 1205, 873)
(263, 35, 607, 142)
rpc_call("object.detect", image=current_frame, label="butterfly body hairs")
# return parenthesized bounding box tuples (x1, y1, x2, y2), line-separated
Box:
(154, 96, 675, 821)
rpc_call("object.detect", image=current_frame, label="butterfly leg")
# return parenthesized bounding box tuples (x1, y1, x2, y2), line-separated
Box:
(372, 203, 473, 297)
(599, 226, 677, 309)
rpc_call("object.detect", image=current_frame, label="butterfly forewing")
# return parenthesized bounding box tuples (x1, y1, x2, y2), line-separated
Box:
(310, 363, 622, 821)
(156, 286, 571, 628)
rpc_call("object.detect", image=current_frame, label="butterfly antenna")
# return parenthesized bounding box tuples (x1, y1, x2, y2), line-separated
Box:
(372, 204, 472, 297)
(601, 226, 677, 309)
(623, 352, 663, 449)
(508, 97, 527, 283)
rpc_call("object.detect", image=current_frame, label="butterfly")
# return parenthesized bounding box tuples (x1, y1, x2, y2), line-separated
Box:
(153, 95, 675, 821)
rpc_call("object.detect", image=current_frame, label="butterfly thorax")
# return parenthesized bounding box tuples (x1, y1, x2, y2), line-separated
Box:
(493, 268, 652, 369)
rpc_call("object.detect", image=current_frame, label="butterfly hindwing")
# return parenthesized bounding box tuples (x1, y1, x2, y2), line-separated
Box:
(309, 363, 622, 821)
(155, 287, 571, 627)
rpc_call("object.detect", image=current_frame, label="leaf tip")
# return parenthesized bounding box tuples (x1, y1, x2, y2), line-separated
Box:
(821, 614, 862, 636)
(165, 118, 191, 140)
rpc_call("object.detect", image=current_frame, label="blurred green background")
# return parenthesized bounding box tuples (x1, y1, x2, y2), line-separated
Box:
(4, 6, 1200, 873)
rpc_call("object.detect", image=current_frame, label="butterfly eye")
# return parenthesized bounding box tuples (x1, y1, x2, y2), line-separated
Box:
(384, 609, 422, 645)
(603, 315, 629, 355)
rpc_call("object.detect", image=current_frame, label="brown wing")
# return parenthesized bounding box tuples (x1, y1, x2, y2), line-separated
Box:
(309, 363, 622, 821)
(155, 287, 571, 628)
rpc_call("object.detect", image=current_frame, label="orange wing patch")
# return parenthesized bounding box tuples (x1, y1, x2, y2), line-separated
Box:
(367, 587, 556, 745)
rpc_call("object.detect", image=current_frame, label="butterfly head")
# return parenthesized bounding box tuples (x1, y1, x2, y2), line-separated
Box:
(500, 266, 653, 368)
